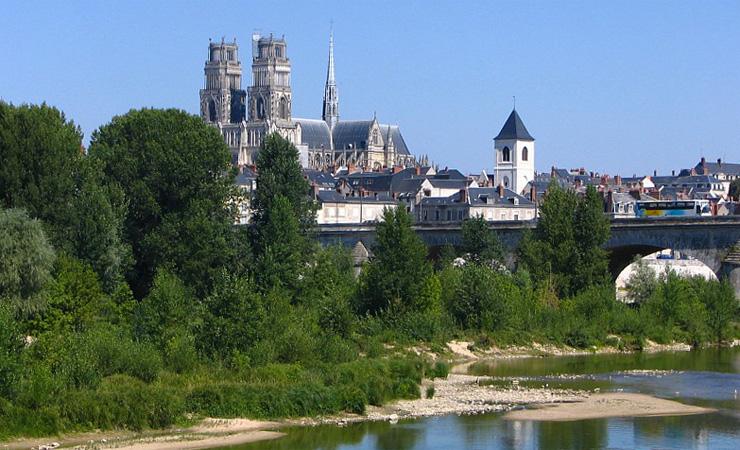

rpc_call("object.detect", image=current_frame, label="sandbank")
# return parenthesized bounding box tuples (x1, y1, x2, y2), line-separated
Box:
(503, 392, 714, 421)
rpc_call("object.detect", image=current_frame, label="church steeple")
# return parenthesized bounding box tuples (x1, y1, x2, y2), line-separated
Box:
(322, 25, 339, 130)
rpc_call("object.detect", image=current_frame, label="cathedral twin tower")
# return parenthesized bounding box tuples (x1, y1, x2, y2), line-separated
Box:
(199, 32, 414, 170)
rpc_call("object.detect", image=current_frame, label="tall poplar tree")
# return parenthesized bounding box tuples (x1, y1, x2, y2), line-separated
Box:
(250, 133, 315, 292)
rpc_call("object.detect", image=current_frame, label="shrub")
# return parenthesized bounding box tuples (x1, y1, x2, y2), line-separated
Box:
(426, 385, 435, 399)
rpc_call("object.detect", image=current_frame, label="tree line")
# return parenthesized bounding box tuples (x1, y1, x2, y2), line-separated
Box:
(1, 102, 737, 438)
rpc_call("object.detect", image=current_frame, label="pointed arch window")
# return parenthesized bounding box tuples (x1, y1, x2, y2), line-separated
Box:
(257, 97, 265, 119)
(522, 147, 529, 161)
(279, 97, 288, 120)
(502, 146, 511, 162)
(208, 100, 217, 122)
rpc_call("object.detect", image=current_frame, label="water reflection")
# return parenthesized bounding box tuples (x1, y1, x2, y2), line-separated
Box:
(535, 419, 607, 450)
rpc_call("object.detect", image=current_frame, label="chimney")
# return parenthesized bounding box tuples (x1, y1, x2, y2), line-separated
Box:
(348, 162, 355, 173)
(460, 187, 468, 203)
(615, 174, 622, 185)
(672, 170, 675, 176)
(701, 157, 706, 171)
(392, 166, 403, 174)
(654, 169, 658, 177)
(498, 184, 504, 198)
(530, 184, 537, 202)
(691, 167, 696, 175)
(415, 167, 421, 176)
(551, 166, 557, 177)
(718, 158, 723, 169)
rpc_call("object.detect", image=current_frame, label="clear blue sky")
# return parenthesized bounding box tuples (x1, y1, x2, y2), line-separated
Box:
(2, 1, 738, 177)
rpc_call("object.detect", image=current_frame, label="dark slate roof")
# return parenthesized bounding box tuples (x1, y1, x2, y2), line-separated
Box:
(333, 120, 373, 150)
(680, 175, 722, 183)
(294, 118, 332, 150)
(695, 160, 740, 176)
(392, 177, 427, 195)
(434, 168, 467, 180)
(428, 178, 473, 190)
(302, 169, 336, 189)
(494, 109, 534, 141)
(468, 187, 535, 207)
(235, 166, 258, 186)
(341, 173, 394, 192)
(649, 176, 679, 186)
(380, 124, 409, 155)
(317, 190, 396, 204)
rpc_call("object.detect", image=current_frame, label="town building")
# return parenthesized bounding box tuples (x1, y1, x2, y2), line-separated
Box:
(418, 186, 535, 223)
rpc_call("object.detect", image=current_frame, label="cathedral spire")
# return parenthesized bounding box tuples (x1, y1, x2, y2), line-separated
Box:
(322, 24, 339, 130)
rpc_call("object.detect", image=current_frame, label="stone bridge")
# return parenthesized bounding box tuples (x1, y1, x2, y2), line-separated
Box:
(317, 216, 740, 294)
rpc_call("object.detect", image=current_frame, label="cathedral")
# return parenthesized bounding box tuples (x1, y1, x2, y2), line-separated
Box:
(199, 32, 416, 170)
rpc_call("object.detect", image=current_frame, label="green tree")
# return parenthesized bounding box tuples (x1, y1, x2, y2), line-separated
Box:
(0, 304, 24, 398)
(358, 207, 436, 315)
(135, 269, 201, 371)
(253, 195, 305, 292)
(690, 277, 738, 343)
(27, 256, 108, 335)
(251, 132, 316, 230)
(435, 242, 457, 271)
(0, 208, 56, 314)
(572, 185, 611, 291)
(0, 101, 129, 290)
(249, 133, 316, 292)
(199, 272, 266, 363)
(624, 257, 658, 304)
(518, 184, 610, 298)
(461, 215, 505, 266)
(447, 264, 520, 332)
(89, 108, 236, 298)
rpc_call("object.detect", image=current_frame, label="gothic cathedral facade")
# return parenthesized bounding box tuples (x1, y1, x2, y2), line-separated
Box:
(200, 32, 415, 170)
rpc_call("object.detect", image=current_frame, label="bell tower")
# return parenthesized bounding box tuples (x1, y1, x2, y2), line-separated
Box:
(200, 38, 246, 162)
(244, 34, 297, 165)
(200, 38, 245, 124)
(493, 109, 535, 195)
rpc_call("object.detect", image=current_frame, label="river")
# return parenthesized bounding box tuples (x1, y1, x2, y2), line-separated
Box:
(225, 348, 740, 449)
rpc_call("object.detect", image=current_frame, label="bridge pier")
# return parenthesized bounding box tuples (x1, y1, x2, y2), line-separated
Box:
(718, 263, 740, 299)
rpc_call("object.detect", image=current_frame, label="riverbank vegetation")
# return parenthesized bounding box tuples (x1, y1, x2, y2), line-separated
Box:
(1, 102, 738, 439)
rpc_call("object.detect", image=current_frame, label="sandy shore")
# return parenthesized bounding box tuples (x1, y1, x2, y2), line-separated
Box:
(4, 419, 283, 450)
(504, 392, 714, 421)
